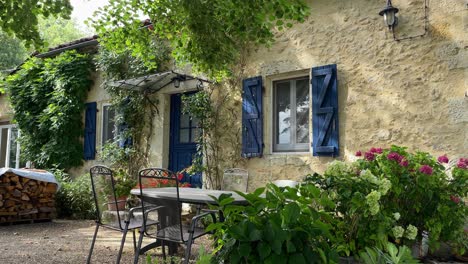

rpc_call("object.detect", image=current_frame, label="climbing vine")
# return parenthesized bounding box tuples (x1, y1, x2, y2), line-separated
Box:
(182, 84, 245, 190)
(94, 41, 170, 178)
(5, 50, 93, 169)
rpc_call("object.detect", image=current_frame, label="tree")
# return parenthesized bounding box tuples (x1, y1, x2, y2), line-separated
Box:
(0, 0, 73, 49)
(0, 31, 27, 72)
(91, 0, 310, 78)
(38, 16, 87, 48)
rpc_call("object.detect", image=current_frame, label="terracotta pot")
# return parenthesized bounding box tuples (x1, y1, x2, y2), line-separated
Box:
(107, 196, 127, 211)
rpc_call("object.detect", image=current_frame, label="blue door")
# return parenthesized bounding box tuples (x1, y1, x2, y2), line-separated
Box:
(169, 93, 203, 188)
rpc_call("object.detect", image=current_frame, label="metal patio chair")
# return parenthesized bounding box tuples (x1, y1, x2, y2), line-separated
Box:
(87, 165, 161, 264)
(134, 168, 216, 264)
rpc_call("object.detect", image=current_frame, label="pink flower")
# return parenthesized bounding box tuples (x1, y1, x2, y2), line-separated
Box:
(437, 155, 449, 164)
(450, 195, 461, 204)
(399, 160, 409, 167)
(457, 158, 468, 169)
(370, 147, 383, 154)
(419, 165, 433, 175)
(355, 151, 362, 157)
(387, 152, 403, 162)
(365, 152, 375, 161)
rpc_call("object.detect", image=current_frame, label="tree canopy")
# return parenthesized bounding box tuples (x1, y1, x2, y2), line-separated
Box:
(0, 31, 27, 72)
(0, 0, 73, 49)
(91, 0, 310, 78)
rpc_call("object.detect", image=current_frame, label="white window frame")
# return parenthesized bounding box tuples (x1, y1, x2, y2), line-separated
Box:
(0, 124, 21, 169)
(272, 76, 310, 153)
(101, 104, 117, 146)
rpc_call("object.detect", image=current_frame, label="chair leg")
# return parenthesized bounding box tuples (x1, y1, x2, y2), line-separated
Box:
(183, 233, 195, 264)
(133, 226, 145, 264)
(117, 221, 130, 264)
(86, 223, 100, 264)
(161, 240, 166, 260)
(132, 229, 137, 252)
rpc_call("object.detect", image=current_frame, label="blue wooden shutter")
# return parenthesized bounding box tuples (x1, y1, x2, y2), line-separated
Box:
(242, 76, 263, 158)
(84, 102, 97, 160)
(311, 64, 339, 156)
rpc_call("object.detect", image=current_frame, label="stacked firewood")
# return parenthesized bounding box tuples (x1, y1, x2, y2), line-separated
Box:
(0, 172, 57, 223)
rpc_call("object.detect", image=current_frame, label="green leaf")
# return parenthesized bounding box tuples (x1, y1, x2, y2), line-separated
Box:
(238, 242, 252, 257)
(258, 242, 272, 259)
(288, 253, 306, 264)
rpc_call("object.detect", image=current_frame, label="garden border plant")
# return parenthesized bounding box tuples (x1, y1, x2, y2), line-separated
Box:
(305, 145, 467, 258)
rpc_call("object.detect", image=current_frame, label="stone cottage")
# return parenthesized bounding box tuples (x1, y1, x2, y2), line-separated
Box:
(0, 0, 466, 191)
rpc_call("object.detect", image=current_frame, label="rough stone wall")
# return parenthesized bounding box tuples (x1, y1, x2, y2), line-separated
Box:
(0, 95, 12, 122)
(220, 0, 467, 190)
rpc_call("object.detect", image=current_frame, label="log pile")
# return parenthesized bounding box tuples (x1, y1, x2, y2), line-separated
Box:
(0, 172, 57, 223)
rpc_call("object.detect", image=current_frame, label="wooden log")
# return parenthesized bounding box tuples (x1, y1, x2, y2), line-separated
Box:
(18, 209, 38, 216)
(10, 175, 19, 183)
(39, 207, 54, 213)
(44, 184, 57, 193)
(0, 211, 17, 216)
(21, 194, 30, 201)
(5, 200, 15, 207)
(12, 189, 21, 198)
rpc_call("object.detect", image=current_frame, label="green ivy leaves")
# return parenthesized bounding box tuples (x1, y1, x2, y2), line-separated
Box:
(5, 50, 92, 169)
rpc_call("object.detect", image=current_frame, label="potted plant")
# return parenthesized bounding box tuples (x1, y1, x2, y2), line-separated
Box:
(104, 168, 136, 211)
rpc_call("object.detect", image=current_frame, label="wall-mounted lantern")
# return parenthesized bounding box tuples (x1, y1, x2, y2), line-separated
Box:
(172, 75, 186, 88)
(379, 0, 399, 31)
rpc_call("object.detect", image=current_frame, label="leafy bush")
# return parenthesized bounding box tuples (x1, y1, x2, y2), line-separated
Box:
(208, 184, 338, 264)
(54, 169, 96, 219)
(359, 242, 419, 264)
(306, 145, 467, 256)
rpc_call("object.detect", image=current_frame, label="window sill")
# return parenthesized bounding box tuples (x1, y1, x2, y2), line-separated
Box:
(270, 152, 310, 155)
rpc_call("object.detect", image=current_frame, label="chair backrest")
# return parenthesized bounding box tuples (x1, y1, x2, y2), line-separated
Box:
(89, 165, 124, 229)
(223, 168, 249, 192)
(138, 168, 185, 242)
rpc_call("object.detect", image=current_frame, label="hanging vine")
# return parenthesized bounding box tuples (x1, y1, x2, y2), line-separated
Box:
(5, 50, 93, 169)
(94, 39, 170, 178)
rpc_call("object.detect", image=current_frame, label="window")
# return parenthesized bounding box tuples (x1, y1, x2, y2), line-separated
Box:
(101, 105, 116, 145)
(273, 77, 310, 152)
(0, 125, 21, 168)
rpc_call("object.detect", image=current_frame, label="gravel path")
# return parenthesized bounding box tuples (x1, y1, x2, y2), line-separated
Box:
(0, 219, 208, 264)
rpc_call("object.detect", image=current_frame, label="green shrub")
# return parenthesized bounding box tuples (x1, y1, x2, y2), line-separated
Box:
(54, 169, 96, 219)
(207, 184, 338, 264)
(306, 145, 467, 256)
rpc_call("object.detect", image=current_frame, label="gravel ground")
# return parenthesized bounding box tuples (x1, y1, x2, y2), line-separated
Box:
(0, 219, 210, 264)
(0, 220, 463, 264)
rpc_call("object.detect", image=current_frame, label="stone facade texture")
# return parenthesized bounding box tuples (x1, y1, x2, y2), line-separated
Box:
(234, 0, 467, 190)
(0, 0, 466, 190)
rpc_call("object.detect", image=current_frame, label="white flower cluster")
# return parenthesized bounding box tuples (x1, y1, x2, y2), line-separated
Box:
(325, 161, 354, 177)
(392, 224, 418, 240)
(405, 225, 418, 240)
(365, 190, 381, 215)
(392, 226, 405, 239)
